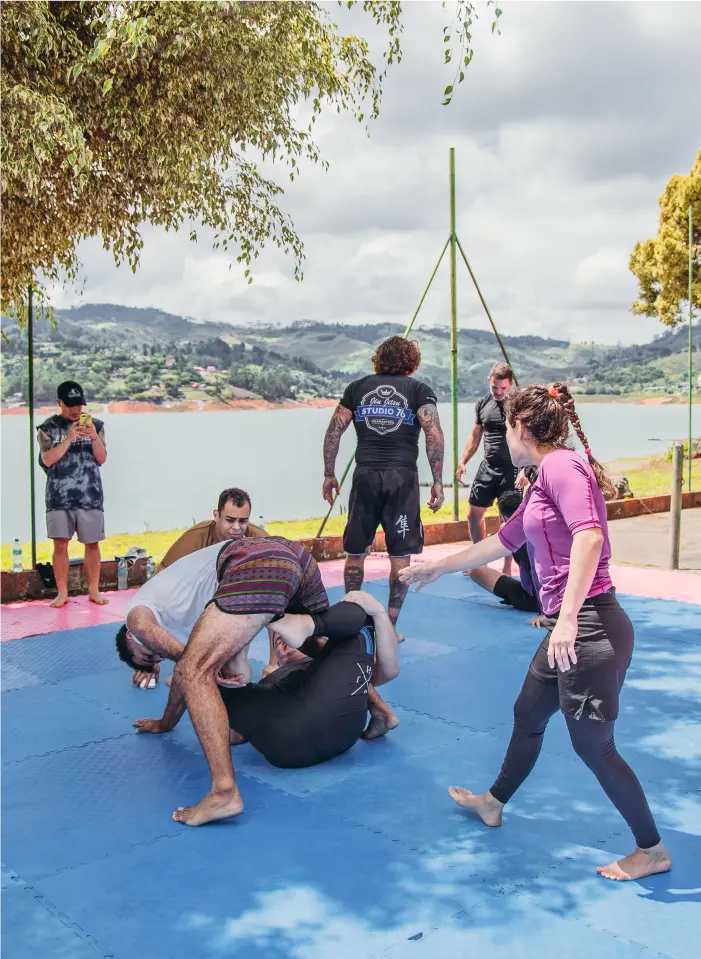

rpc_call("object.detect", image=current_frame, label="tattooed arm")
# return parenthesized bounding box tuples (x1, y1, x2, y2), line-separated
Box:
(417, 404, 445, 513)
(322, 404, 353, 505)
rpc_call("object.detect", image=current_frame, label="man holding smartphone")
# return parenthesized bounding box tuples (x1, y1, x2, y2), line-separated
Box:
(37, 380, 108, 607)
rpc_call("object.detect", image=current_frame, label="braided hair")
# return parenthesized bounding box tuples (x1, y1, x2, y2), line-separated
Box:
(505, 382, 617, 500)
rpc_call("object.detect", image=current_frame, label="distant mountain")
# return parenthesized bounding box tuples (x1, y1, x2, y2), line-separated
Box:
(2, 304, 697, 404)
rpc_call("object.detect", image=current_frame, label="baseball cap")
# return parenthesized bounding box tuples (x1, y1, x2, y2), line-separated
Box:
(56, 381, 86, 407)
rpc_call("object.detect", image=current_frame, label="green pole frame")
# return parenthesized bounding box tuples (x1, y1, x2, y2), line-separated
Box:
(689, 203, 694, 492)
(456, 236, 519, 387)
(28, 284, 37, 568)
(403, 238, 450, 339)
(449, 148, 459, 521)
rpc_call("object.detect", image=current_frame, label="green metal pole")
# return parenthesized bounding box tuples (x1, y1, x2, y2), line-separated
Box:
(315, 239, 450, 539)
(403, 238, 450, 339)
(449, 148, 459, 521)
(689, 203, 694, 492)
(456, 236, 519, 387)
(28, 284, 37, 568)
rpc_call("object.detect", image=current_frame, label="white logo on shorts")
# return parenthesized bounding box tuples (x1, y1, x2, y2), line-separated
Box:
(396, 514, 410, 539)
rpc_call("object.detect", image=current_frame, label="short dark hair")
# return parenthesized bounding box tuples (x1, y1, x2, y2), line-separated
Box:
(489, 362, 514, 382)
(372, 336, 421, 376)
(497, 490, 523, 519)
(115, 623, 154, 672)
(217, 488, 252, 513)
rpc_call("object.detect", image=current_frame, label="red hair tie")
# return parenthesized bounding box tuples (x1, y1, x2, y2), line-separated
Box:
(584, 447, 592, 457)
(548, 386, 559, 399)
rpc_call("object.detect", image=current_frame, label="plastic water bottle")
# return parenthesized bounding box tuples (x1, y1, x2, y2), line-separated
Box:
(145, 555, 155, 580)
(12, 539, 22, 573)
(117, 556, 128, 590)
(257, 513, 265, 530)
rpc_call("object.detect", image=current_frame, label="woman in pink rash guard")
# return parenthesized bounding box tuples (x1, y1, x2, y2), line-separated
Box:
(400, 382, 671, 882)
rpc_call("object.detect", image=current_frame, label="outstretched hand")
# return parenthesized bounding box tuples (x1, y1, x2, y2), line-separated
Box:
(398, 562, 442, 592)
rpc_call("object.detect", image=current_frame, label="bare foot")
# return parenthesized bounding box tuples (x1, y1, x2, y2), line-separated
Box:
(596, 843, 671, 881)
(173, 789, 243, 827)
(362, 709, 400, 740)
(89, 592, 109, 605)
(50, 593, 69, 608)
(166, 675, 173, 687)
(448, 787, 503, 826)
(395, 633, 405, 643)
(229, 729, 248, 746)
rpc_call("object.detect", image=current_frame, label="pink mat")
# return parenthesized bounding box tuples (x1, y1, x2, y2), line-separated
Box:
(2, 544, 698, 643)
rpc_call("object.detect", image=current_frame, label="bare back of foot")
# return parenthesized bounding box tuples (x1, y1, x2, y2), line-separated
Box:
(596, 844, 671, 881)
(50, 593, 69, 608)
(362, 711, 400, 741)
(173, 790, 243, 827)
(89, 593, 109, 605)
(448, 786, 503, 827)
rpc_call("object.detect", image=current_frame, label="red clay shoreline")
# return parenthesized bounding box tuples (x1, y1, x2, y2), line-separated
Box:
(1, 397, 338, 416)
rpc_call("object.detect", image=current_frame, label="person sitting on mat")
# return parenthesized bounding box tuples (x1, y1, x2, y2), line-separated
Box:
(133, 591, 400, 772)
(468, 490, 542, 617)
(400, 382, 671, 882)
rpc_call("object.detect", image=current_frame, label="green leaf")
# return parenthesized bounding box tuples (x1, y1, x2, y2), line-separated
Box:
(444, 84, 453, 95)
(459, 71, 465, 83)
(103, 78, 113, 93)
(72, 63, 83, 79)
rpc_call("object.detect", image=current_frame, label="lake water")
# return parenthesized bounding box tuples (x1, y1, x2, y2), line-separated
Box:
(1, 402, 693, 541)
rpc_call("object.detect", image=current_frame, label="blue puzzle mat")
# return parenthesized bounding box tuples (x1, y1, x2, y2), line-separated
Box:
(2, 574, 700, 959)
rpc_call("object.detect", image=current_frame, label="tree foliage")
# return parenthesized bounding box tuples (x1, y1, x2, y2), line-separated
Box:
(1, 0, 497, 322)
(629, 150, 701, 327)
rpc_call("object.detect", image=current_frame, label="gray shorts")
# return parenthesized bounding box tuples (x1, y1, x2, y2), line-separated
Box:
(46, 509, 105, 544)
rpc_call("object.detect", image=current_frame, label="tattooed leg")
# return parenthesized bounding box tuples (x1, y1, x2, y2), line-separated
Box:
(344, 556, 365, 593)
(388, 557, 411, 629)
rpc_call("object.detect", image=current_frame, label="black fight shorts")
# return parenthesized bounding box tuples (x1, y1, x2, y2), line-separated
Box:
(343, 466, 423, 558)
(468, 460, 518, 509)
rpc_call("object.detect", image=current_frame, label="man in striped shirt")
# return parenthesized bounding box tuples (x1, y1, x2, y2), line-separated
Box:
(123, 536, 399, 826)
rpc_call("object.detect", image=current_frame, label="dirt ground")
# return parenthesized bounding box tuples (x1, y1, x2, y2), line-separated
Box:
(608, 507, 701, 573)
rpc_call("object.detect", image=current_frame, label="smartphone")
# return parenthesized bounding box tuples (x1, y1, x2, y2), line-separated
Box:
(79, 412, 93, 427)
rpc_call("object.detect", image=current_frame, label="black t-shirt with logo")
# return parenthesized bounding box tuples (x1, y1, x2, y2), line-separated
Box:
(340, 374, 437, 469)
(475, 393, 513, 469)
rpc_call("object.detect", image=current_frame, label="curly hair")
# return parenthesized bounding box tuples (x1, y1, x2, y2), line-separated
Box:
(372, 336, 421, 376)
(505, 382, 617, 499)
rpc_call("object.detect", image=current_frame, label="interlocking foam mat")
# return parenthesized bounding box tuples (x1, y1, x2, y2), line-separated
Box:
(2, 574, 700, 959)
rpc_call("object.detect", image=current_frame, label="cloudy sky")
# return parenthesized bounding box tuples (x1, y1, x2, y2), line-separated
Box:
(48, 1, 701, 345)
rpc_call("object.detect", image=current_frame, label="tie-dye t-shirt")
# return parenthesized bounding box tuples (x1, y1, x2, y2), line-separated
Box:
(37, 415, 106, 512)
(497, 449, 612, 616)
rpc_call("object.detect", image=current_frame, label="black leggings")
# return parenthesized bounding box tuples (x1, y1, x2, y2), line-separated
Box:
(490, 668, 660, 849)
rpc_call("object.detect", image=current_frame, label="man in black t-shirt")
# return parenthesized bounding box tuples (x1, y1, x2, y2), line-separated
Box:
(456, 362, 518, 553)
(322, 336, 444, 630)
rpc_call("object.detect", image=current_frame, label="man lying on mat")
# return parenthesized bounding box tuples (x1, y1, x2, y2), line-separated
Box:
(117, 537, 400, 825)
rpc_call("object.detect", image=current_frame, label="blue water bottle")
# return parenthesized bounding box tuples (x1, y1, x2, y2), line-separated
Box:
(145, 556, 155, 580)
(12, 539, 22, 573)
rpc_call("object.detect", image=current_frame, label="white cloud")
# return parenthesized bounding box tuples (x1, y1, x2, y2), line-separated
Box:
(50, 1, 700, 346)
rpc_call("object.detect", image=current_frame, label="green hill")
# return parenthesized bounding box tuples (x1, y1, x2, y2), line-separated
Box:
(1, 305, 698, 405)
